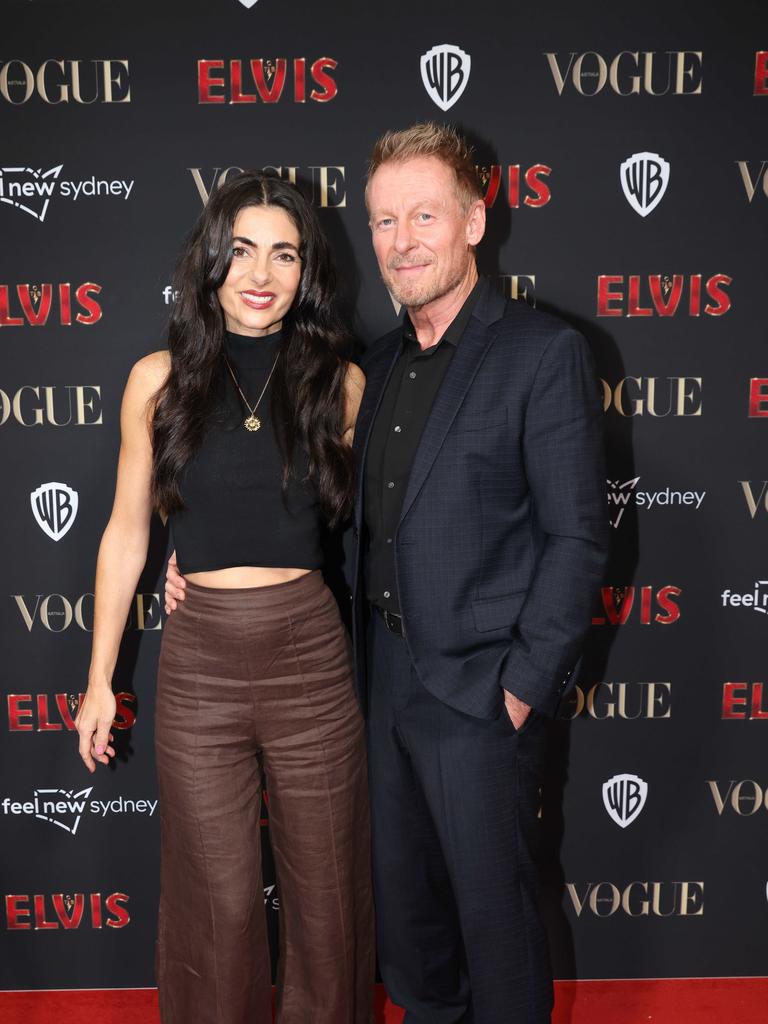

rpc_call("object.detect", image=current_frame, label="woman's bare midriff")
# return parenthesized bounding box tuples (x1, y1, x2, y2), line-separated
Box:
(185, 566, 313, 589)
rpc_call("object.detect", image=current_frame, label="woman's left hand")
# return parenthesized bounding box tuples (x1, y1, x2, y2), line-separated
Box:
(75, 686, 117, 772)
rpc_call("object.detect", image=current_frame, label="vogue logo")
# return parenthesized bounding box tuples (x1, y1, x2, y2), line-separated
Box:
(601, 377, 702, 417)
(566, 881, 704, 917)
(740, 481, 768, 518)
(420, 44, 471, 111)
(737, 161, 768, 201)
(189, 166, 346, 208)
(708, 780, 768, 815)
(545, 51, 703, 96)
(0, 59, 130, 104)
(597, 275, 731, 317)
(0, 283, 102, 326)
(592, 586, 681, 626)
(12, 593, 162, 632)
(0, 386, 102, 426)
(479, 165, 552, 208)
(198, 58, 337, 103)
(0, 165, 134, 222)
(7, 691, 137, 732)
(497, 275, 536, 306)
(561, 682, 672, 720)
(6, 893, 130, 930)
(722, 683, 768, 721)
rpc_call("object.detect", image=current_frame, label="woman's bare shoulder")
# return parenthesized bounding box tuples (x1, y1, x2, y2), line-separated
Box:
(343, 361, 365, 395)
(342, 361, 365, 443)
(130, 350, 171, 389)
(122, 351, 171, 422)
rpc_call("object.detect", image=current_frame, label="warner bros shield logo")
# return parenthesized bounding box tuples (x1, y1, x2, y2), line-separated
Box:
(31, 482, 79, 541)
(420, 44, 471, 111)
(602, 773, 648, 828)
(620, 152, 670, 217)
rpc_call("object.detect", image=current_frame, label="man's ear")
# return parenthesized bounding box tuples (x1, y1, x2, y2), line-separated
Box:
(466, 199, 486, 247)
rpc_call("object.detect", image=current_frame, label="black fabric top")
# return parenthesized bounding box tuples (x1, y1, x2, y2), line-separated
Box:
(364, 281, 481, 612)
(169, 329, 323, 573)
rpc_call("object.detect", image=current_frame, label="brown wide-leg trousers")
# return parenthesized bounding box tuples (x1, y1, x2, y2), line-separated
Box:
(155, 571, 374, 1024)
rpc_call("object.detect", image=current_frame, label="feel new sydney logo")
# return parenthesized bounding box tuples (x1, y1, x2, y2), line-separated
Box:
(0, 164, 134, 222)
(1, 786, 157, 835)
(607, 476, 706, 529)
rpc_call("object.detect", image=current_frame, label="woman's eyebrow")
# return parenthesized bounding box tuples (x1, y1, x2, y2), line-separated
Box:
(231, 236, 299, 253)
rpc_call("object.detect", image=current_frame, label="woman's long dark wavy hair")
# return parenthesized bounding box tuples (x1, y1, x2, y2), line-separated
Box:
(151, 170, 355, 528)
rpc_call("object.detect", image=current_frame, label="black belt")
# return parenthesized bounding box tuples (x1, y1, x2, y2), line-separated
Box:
(372, 605, 405, 637)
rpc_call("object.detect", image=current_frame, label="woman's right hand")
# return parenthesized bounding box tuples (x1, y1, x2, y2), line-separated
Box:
(75, 687, 117, 773)
(77, 352, 168, 774)
(164, 549, 187, 614)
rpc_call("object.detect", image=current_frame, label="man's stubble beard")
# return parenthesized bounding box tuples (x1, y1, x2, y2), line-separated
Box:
(385, 263, 467, 313)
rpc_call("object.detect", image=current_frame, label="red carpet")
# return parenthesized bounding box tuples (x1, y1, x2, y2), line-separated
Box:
(1, 979, 766, 1023)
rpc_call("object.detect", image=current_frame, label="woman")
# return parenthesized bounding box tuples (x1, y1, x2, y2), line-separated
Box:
(75, 171, 373, 1023)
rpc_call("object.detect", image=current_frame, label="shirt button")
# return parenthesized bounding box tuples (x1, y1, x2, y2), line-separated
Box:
(394, 425, 402, 433)
(383, 590, 391, 599)
(387, 481, 395, 489)
(409, 371, 416, 379)
(386, 537, 393, 544)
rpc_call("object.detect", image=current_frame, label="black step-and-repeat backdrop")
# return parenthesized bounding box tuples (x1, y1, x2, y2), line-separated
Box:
(2, 0, 766, 992)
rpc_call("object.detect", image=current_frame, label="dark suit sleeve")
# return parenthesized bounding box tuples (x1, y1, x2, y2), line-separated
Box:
(500, 327, 608, 716)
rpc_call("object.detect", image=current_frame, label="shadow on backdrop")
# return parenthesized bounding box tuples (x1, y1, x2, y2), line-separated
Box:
(456, 126, 640, 1018)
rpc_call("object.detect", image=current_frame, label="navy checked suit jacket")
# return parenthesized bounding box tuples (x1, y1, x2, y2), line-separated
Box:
(351, 279, 608, 720)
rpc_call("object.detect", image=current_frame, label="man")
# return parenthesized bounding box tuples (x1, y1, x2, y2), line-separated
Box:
(352, 124, 607, 1024)
(167, 124, 607, 1023)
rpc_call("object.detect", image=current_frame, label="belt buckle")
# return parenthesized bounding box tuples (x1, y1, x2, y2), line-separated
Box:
(383, 609, 404, 637)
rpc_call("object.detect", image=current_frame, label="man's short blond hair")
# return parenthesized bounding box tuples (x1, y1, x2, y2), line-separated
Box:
(365, 122, 484, 213)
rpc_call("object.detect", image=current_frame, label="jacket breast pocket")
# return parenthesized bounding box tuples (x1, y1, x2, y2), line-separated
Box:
(471, 590, 526, 633)
(452, 406, 508, 434)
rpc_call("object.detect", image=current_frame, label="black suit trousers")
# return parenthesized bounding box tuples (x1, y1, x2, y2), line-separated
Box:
(367, 613, 553, 1024)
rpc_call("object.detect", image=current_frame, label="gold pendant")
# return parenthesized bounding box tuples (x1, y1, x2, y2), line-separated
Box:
(244, 415, 261, 432)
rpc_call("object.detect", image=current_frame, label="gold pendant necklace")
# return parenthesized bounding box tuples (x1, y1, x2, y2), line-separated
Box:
(223, 352, 279, 432)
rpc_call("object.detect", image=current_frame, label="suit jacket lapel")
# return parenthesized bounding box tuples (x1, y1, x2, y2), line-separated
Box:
(398, 283, 506, 526)
(352, 333, 401, 529)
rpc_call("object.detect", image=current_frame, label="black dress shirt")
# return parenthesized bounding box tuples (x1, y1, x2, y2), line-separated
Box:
(365, 281, 481, 612)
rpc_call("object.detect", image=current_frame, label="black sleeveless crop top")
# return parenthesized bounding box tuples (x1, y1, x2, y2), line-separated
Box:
(169, 330, 323, 573)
